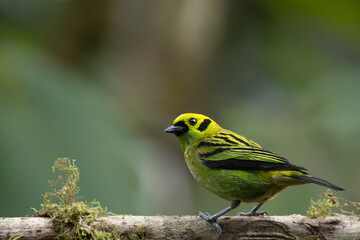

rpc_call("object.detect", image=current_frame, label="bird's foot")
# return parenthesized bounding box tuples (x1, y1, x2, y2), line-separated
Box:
(238, 210, 269, 217)
(198, 211, 222, 234)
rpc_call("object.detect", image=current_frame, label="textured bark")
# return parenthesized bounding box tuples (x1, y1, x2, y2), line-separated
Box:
(0, 215, 359, 240)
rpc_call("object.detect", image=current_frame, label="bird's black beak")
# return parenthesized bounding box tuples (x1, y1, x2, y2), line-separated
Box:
(164, 123, 188, 136)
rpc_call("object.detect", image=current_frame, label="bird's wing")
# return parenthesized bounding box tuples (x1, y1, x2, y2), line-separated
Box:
(197, 131, 307, 172)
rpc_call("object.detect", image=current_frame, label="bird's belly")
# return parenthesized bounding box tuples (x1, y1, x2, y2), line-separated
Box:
(190, 166, 285, 202)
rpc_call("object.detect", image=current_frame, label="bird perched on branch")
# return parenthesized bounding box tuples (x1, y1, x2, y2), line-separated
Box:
(165, 113, 344, 234)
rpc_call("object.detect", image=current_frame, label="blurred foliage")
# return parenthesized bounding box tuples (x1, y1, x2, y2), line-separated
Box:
(0, 0, 359, 217)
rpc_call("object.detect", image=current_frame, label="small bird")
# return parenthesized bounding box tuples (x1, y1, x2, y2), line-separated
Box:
(165, 113, 344, 234)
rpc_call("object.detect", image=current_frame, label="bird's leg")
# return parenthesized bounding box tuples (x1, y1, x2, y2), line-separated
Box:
(198, 200, 240, 234)
(238, 202, 269, 216)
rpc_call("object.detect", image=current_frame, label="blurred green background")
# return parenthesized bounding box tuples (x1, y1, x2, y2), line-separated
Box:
(1, 0, 359, 217)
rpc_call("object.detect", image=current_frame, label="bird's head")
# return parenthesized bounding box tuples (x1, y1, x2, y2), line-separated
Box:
(165, 113, 221, 151)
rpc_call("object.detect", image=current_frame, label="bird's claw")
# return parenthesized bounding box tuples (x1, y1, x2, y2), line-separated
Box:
(238, 211, 269, 217)
(198, 211, 222, 234)
(198, 211, 212, 220)
(211, 221, 222, 234)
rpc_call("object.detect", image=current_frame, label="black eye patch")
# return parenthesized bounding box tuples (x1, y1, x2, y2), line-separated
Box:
(197, 119, 212, 131)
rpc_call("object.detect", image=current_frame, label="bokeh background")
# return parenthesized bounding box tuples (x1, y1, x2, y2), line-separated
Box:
(1, 0, 359, 217)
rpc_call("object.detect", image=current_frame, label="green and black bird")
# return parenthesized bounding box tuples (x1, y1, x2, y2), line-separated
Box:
(165, 113, 344, 233)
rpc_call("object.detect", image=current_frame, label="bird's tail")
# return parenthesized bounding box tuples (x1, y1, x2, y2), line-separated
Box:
(290, 175, 344, 191)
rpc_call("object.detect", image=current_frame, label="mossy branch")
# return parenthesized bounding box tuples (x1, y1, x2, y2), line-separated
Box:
(32, 158, 114, 239)
(1, 215, 360, 240)
(2, 157, 358, 240)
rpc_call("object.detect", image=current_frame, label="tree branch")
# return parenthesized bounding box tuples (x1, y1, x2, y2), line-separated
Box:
(0, 215, 359, 239)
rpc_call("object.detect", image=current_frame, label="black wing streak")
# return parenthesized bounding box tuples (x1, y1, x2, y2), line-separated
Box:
(199, 148, 228, 158)
(201, 159, 307, 172)
(197, 141, 232, 148)
(199, 145, 306, 172)
(219, 133, 251, 147)
(213, 136, 237, 144)
(246, 149, 289, 163)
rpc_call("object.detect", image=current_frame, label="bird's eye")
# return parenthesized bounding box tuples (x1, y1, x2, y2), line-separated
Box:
(189, 118, 197, 126)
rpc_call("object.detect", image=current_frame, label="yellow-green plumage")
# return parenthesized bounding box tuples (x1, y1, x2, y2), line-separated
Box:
(165, 113, 344, 234)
